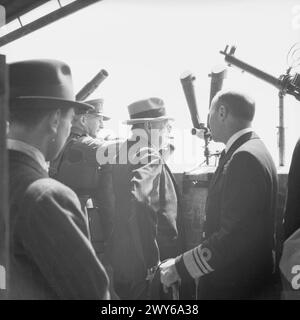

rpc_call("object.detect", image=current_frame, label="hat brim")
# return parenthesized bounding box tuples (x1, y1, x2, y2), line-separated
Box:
(87, 112, 111, 121)
(123, 116, 174, 125)
(11, 96, 93, 112)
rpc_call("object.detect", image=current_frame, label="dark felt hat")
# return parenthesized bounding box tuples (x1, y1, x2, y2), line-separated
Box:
(9, 59, 93, 112)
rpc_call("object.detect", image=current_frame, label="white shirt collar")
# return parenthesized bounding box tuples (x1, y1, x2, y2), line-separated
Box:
(225, 128, 253, 153)
(7, 139, 49, 172)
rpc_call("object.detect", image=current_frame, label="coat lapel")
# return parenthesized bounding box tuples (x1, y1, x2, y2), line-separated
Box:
(209, 131, 259, 190)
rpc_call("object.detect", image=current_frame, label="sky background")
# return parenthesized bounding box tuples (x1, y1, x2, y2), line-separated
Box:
(1, 0, 300, 171)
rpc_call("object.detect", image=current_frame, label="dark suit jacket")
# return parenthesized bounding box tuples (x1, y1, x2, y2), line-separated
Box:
(284, 139, 300, 240)
(176, 132, 278, 299)
(8, 150, 109, 299)
(97, 138, 185, 299)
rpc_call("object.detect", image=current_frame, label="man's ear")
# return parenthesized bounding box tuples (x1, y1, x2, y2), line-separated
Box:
(48, 109, 61, 134)
(218, 105, 227, 121)
(81, 115, 87, 125)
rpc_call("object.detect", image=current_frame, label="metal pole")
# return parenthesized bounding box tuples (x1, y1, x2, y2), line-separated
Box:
(278, 91, 285, 166)
(0, 0, 103, 48)
(0, 54, 9, 299)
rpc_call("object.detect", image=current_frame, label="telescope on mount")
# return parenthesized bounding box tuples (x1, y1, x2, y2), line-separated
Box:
(180, 71, 209, 140)
(220, 45, 300, 101)
(180, 65, 227, 165)
(209, 65, 227, 107)
(220, 44, 300, 166)
(76, 69, 109, 101)
(180, 72, 203, 130)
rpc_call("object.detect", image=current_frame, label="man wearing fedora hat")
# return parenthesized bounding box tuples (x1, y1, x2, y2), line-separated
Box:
(96, 97, 185, 300)
(7, 59, 109, 299)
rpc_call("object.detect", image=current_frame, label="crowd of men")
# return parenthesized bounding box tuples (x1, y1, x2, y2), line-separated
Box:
(2, 58, 300, 300)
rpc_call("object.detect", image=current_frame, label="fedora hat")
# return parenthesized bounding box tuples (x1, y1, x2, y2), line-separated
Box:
(123, 97, 174, 125)
(84, 98, 111, 121)
(9, 59, 93, 112)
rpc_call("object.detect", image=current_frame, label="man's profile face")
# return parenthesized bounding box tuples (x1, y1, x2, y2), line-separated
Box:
(148, 119, 172, 148)
(85, 114, 104, 138)
(208, 99, 223, 143)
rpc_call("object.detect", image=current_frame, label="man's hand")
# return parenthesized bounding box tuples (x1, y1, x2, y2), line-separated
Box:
(160, 258, 181, 292)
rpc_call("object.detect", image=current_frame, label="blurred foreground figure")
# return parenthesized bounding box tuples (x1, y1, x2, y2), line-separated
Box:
(7, 60, 109, 299)
(281, 138, 300, 299)
(160, 90, 278, 299)
(283, 139, 300, 240)
(97, 98, 185, 299)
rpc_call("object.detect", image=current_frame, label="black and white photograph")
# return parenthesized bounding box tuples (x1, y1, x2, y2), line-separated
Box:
(0, 0, 300, 307)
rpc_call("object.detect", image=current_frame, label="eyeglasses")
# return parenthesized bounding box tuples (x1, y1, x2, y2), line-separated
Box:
(160, 121, 172, 132)
(166, 122, 172, 132)
(145, 120, 173, 132)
